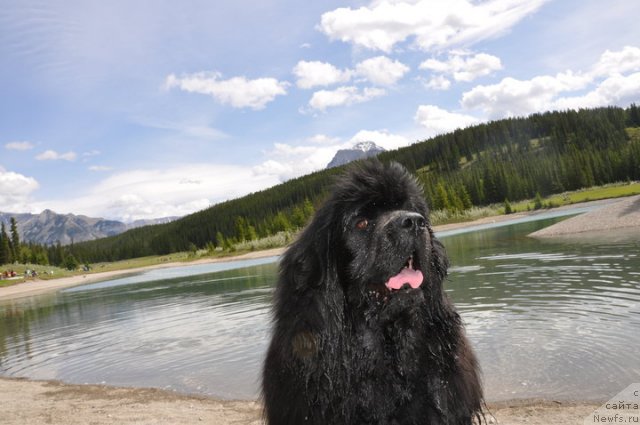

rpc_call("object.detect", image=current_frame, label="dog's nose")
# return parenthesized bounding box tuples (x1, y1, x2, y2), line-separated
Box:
(397, 212, 427, 231)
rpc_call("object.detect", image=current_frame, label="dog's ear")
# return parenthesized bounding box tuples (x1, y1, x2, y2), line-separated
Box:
(430, 233, 450, 282)
(281, 202, 340, 291)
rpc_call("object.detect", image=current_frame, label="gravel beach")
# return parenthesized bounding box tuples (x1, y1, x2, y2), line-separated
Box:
(530, 195, 640, 237)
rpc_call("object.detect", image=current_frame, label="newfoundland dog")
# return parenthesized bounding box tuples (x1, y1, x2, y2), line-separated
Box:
(263, 160, 483, 425)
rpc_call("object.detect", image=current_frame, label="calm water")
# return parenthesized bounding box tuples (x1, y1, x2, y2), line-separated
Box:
(1, 215, 639, 402)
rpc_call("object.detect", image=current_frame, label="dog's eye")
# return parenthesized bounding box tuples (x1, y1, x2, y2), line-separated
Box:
(355, 219, 369, 230)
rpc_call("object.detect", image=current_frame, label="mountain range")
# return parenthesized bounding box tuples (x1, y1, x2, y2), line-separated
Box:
(0, 210, 176, 246)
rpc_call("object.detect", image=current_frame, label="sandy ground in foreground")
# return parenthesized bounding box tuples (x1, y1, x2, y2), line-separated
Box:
(0, 378, 602, 425)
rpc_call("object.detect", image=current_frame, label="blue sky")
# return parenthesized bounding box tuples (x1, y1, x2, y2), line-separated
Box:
(1, 0, 639, 222)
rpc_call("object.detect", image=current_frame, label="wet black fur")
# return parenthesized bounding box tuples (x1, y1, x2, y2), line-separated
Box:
(262, 160, 483, 424)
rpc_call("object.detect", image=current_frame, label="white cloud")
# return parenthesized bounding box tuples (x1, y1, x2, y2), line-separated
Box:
(164, 72, 289, 110)
(5, 141, 35, 151)
(414, 105, 480, 136)
(294, 56, 409, 91)
(0, 167, 39, 212)
(424, 75, 452, 90)
(552, 72, 640, 111)
(319, 0, 548, 53)
(293, 60, 353, 89)
(420, 51, 502, 82)
(460, 46, 640, 119)
(591, 46, 640, 77)
(309, 86, 386, 111)
(35, 150, 77, 161)
(355, 56, 410, 85)
(34, 164, 281, 222)
(461, 72, 589, 118)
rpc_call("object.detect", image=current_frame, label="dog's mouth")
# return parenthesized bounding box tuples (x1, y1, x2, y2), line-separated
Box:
(385, 255, 424, 291)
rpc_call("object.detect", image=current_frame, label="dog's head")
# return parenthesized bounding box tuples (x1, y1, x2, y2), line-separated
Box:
(282, 160, 449, 313)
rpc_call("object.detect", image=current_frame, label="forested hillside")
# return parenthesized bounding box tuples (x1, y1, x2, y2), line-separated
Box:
(10, 105, 639, 266)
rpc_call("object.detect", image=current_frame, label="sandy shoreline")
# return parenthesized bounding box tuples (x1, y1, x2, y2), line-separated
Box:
(0, 377, 603, 425)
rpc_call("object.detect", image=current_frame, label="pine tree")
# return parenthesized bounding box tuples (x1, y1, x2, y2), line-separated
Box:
(534, 192, 543, 210)
(504, 198, 513, 215)
(458, 185, 473, 210)
(433, 182, 450, 211)
(291, 206, 306, 228)
(247, 224, 258, 241)
(215, 231, 226, 249)
(234, 216, 248, 242)
(0, 223, 11, 264)
(302, 198, 315, 219)
(10, 217, 20, 251)
(64, 254, 79, 271)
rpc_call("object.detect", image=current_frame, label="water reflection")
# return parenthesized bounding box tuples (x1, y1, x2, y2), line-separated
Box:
(0, 262, 278, 399)
(442, 220, 640, 401)
(1, 218, 639, 402)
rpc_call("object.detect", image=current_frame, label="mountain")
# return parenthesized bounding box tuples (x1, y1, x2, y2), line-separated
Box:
(0, 210, 177, 246)
(326, 141, 386, 169)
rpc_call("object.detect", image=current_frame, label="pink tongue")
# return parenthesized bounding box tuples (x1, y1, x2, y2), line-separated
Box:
(385, 267, 424, 290)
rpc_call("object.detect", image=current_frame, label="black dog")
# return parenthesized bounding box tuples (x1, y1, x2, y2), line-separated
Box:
(263, 160, 483, 424)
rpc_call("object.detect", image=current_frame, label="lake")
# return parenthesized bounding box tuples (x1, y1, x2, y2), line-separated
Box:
(1, 213, 639, 402)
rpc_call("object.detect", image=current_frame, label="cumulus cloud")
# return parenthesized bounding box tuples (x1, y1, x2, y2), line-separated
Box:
(461, 72, 589, 118)
(319, 0, 548, 53)
(34, 164, 280, 222)
(414, 105, 480, 136)
(423, 75, 452, 90)
(293, 60, 353, 89)
(164, 72, 289, 110)
(461, 46, 640, 118)
(35, 150, 77, 161)
(355, 56, 410, 85)
(552, 72, 640, 111)
(591, 46, 640, 77)
(420, 51, 502, 82)
(0, 167, 39, 212)
(293, 56, 408, 90)
(308, 86, 386, 111)
(5, 141, 35, 151)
